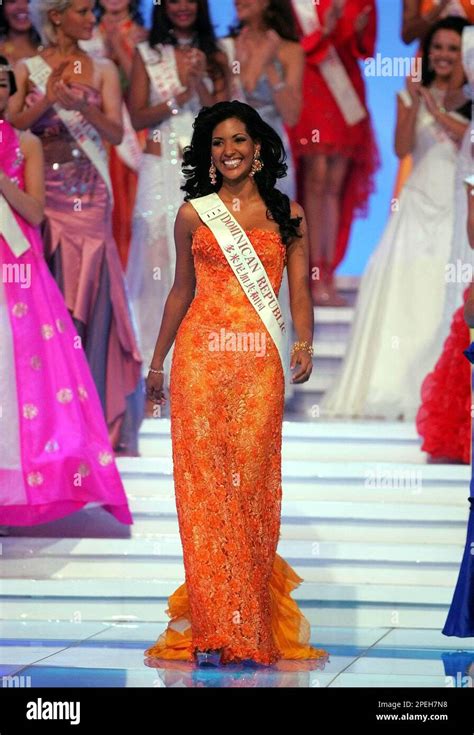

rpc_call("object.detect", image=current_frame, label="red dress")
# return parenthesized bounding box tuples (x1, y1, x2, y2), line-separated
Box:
(289, 0, 379, 272)
(416, 289, 472, 464)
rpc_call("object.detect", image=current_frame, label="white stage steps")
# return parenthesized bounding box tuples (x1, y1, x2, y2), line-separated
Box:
(0, 285, 470, 634)
(1, 425, 470, 631)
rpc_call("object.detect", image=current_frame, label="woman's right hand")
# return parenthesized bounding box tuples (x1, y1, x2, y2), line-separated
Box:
(406, 73, 421, 103)
(145, 370, 167, 411)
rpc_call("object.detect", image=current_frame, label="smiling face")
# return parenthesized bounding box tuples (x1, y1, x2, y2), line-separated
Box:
(49, 0, 96, 41)
(0, 68, 10, 116)
(3, 0, 32, 33)
(165, 0, 198, 32)
(211, 117, 260, 183)
(428, 28, 462, 80)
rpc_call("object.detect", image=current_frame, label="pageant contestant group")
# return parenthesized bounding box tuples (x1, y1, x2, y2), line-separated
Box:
(0, 0, 473, 667)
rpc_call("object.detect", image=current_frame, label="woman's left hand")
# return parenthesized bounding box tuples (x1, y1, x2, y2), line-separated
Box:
(418, 86, 441, 118)
(290, 348, 313, 383)
(54, 80, 89, 112)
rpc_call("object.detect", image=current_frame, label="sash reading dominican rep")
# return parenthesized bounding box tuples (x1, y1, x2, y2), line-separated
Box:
(190, 193, 286, 371)
(24, 55, 113, 198)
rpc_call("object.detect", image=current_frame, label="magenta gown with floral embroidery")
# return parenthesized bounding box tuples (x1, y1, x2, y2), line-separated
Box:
(0, 119, 132, 525)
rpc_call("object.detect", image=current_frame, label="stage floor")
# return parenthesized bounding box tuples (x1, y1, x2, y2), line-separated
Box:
(1, 621, 473, 688)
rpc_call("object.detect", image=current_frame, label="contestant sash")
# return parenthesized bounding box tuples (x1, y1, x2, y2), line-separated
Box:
(24, 55, 113, 197)
(137, 42, 187, 104)
(463, 27, 474, 85)
(137, 42, 189, 152)
(79, 31, 142, 171)
(291, 0, 367, 126)
(0, 196, 30, 257)
(190, 193, 286, 370)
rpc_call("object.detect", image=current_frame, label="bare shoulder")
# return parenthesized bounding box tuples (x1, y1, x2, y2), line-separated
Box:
(278, 39, 304, 62)
(95, 56, 118, 78)
(176, 201, 202, 235)
(290, 200, 305, 221)
(12, 57, 30, 79)
(19, 130, 42, 156)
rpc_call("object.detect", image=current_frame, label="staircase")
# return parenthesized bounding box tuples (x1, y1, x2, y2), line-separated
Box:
(0, 276, 470, 634)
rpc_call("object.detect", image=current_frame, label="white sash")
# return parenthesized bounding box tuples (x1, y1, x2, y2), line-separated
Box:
(463, 27, 474, 85)
(190, 193, 286, 370)
(137, 42, 191, 152)
(137, 42, 187, 103)
(0, 196, 31, 257)
(291, 0, 367, 126)
(79, 31, 142, 171)
(24, 55, 113, 197)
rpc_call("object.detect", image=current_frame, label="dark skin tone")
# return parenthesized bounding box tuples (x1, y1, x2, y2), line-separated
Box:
(145, 117, 314, 411)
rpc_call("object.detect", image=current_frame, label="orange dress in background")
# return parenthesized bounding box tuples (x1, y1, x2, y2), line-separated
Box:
(144, 225, 328, 666)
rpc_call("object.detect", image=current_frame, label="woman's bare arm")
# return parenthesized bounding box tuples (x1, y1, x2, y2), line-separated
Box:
(401, 0, 449, 45)
(266, 41, 305, 127)
(128, 49, 191, 131)
(394, 93, 419, 158)
(8, 60, 53, 130)
(149, 202, 198, 369)
(0, 131, 44, 226)
(286, 203, 313, 346)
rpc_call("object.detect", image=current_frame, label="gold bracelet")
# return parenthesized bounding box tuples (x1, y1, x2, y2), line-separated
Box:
(291, 340, 314, 357)
(148, 366, 164, 374)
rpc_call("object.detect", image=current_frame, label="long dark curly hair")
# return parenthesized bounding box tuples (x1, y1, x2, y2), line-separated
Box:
(148, 0, 224, 83)
(229, 0, 299, 42)
(422, 16, 471, 119)
(182, 100, 302, 247)
(0, 0, 41, 46)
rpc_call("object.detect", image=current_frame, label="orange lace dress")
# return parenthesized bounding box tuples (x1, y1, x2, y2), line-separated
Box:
(144, 225, 328, 667)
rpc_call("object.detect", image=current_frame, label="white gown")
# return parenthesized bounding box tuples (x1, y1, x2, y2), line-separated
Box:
(322, 88, 467, 420)
(125, 43, 211, 387)
(436, 26, 474, 343)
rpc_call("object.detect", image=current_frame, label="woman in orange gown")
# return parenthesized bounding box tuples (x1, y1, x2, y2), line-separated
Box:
(144, 100, 328, 667)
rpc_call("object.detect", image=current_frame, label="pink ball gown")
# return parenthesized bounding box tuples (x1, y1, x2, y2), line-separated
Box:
(25, 77, 143, 455)
(0, 118, 132, 526)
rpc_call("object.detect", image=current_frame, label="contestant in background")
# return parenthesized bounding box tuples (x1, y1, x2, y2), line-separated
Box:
(442, 276, 474, 636)
(8, 0, 144, 456)
(79, 0, 147, 268)
(416, 26, 474, 462)
(219, 0, 304, 400)
(402, 0, 474, 45)
(289, 0, 378, 307)
(323, 17, 469, 420)
(0, 57, 132, 528)
(125, 0, 228, 394)
(395, 1, 473, 199)
(0, 0, 41, 63)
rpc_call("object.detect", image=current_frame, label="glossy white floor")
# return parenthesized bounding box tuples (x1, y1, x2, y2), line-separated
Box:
(1, 415, 474, 688)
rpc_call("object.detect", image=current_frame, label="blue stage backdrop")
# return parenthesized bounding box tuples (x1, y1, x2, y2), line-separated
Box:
(144, 1, 415, 276)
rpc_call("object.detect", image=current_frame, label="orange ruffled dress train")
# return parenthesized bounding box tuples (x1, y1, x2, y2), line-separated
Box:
(145, 225, 328, 667)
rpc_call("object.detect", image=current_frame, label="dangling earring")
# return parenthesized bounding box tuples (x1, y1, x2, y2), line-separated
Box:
(249, 147, 263, 177)
(209, 157, 217, 185)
